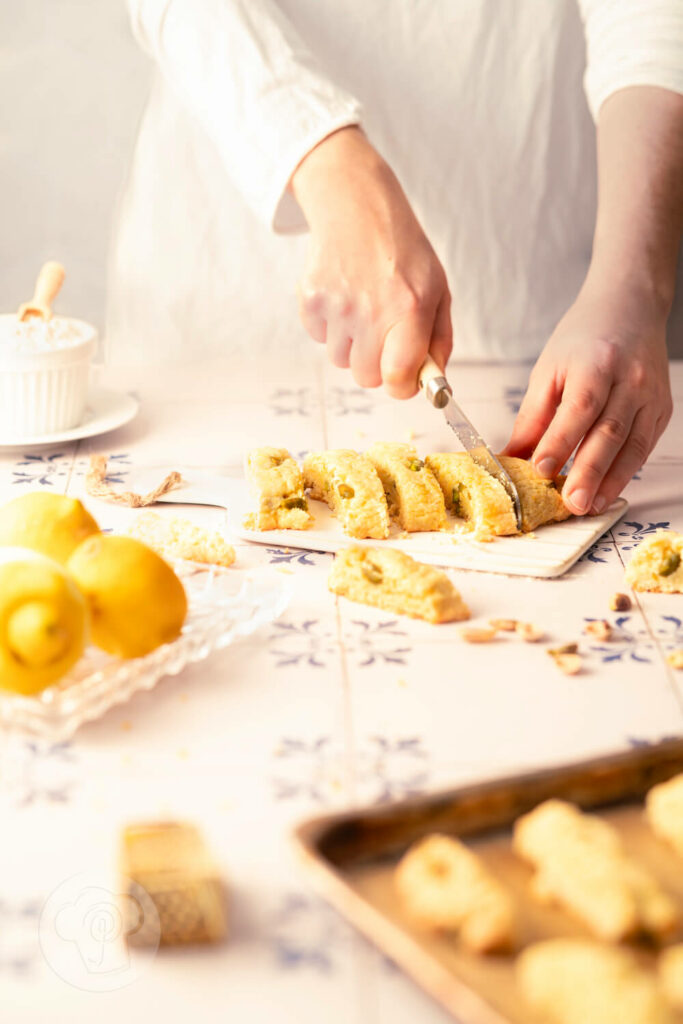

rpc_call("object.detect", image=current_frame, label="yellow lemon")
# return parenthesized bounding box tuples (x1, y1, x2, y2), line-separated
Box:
(67, 535, 187, 659)
(0, 547, 88, 695)
(0, 492, 100, 565)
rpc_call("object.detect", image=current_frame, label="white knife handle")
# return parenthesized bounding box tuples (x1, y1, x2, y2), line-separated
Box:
(418, 354, 452, 409)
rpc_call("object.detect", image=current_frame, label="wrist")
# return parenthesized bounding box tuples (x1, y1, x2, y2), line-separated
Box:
(583, 255, 675, 324)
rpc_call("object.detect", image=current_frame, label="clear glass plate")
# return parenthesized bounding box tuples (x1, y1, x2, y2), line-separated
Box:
(0, 565, 291, 740)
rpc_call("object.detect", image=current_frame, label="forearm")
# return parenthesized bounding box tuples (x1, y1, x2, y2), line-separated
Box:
(587, 86, 683, 316)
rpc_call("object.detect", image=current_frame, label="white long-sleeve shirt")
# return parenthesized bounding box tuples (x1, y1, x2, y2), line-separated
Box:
(107, 0, 683, 366)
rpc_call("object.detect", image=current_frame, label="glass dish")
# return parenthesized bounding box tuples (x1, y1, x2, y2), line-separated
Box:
(0, 565, 290, 740)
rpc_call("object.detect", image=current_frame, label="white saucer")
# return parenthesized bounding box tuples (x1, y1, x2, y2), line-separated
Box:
(0, 389, 139, 449)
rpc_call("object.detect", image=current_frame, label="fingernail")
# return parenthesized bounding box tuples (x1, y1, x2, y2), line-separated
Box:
(535, 458, 556, 479)
(568, 488, 590, 514)
(591, 494, 607, 514)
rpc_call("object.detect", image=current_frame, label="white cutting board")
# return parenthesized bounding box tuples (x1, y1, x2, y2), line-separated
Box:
(148, 473, 628, 579)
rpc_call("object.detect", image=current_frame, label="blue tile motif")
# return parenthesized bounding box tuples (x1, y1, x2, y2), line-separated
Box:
(0, 899, 42, 975)
(271, 892, 352, 972)
(12, 452, 130, 487)
(585, 615, 683, 664)
(1, 740, 77, 808)
(614, 521, 671, 551)
(266, 547, 330, 567)
(269, 387, 318, 417)
(269, 619, 411, 669)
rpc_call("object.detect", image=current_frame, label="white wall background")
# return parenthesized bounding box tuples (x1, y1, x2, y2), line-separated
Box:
(0, 1, 150, 330)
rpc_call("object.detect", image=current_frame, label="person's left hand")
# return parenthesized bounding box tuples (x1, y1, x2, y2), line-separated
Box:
(503, 279, 673, 515)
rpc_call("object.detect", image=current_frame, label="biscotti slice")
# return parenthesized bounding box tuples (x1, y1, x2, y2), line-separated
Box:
(120, 821, 227, 947)
(517, 939, 675, 1024)
(646, 773, 683, 855)
(396, 833, 515, 952)
(513, 799, 678, 942)
(625, 530, 683, 594)
(366, 442, 446, 532)
(659, 945, 683, 1010)
(303, 449, 389, 539)
(328, 546, 470, 623)
(128, 511, 235, 568)
(426, 453, 570, 537)
(244, 447, 313, 531)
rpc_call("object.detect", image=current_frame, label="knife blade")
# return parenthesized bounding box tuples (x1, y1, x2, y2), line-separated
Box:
(418, 355, 523, 531)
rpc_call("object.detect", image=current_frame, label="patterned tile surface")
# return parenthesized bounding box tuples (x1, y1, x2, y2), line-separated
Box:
(1, 358, 682, 1023)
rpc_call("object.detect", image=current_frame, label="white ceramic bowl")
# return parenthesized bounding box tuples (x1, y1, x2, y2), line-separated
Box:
(0, 314, 97, 438)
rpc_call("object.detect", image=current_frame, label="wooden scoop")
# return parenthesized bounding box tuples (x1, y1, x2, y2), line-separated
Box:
(17, 261, 65, 321)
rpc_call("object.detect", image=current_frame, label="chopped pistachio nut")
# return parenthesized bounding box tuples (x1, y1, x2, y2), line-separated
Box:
(584, 619, 613, 641)
(547, 643, 579, 657)
(407, 458, 424, 472)
(609, 592, 632, 612)
(451, 483, 463, 513)
(460, 626, 497, 643)
(515, 622, 545, 642)
(337, 483, 355, 500)
(489, 618, 517, 632)
(552, 653, 582, 675)
(659, 551, 681, 577)
(361, 561, 383, 585)
(282, 496, 308, 511)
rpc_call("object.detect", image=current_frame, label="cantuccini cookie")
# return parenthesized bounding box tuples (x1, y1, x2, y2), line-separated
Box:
(625, 530, 683, 594)
(517, 939, 675, 1024)
(646, 773, 683, 856)
(426, 453, 570, 537)
(659, 945, 683, 1011)
(513, 799, 678, 941)
(128, 511, 235, 568)
(395, 833, 515, 952)
(367, 443, 446, 532)
(244, 447, 313, 531)
(303, 450, 389, 539)
(328, 546, 470, 624)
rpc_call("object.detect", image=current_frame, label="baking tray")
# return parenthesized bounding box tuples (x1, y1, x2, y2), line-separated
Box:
(293, 740, 683, 1024)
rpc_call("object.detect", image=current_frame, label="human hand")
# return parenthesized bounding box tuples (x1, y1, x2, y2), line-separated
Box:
(503, 279, 673, 515)
(290, 127, 452, 398)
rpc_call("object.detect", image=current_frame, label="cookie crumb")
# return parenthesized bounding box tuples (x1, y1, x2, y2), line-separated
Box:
(667, 650, 683, 671)
(516, 622, 545, 642)
(489, 618, 517, 632)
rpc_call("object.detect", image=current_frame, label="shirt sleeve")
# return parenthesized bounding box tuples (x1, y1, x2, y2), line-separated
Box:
(127, 0, 363, 232)
(577, 0, 683, 120)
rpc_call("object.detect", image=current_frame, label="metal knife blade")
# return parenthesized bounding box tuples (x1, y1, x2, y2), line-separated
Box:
(418, 355, 523, 531)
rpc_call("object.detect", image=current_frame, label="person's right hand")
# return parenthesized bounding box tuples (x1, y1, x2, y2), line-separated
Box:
(290, 127, 452, 398)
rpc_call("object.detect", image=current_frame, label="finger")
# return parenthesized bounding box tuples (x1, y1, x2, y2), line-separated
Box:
(327, 331, 352, 369)
(531, 366, 611, 483)
(502, 370, 559, 459)
(297, 285, 326, 345)
(348, 325, 383, 387)
(562, 383, 639, 514)
(588, 406, 657, 514)
(380, 312, 433, 400)
(428, 293, 453, 372)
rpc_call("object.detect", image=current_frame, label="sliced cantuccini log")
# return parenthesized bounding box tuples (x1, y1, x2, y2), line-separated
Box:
(244, 447, 313, 531)
(367, 442, 446, 532)
(303, 449, 389, 539)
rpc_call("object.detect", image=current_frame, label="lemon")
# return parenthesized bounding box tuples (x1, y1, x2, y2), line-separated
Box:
(0, 547, 88, 695)
(0, 492, 100, 565)
(67, 535, 187, 659)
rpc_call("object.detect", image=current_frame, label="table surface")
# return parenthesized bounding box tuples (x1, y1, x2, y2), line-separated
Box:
(2, 355, 683, 1024)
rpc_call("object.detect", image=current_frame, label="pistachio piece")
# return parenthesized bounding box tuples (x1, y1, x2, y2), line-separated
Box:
(489, 618, 517, 632)
(515, 622, 545, 643)
(659, 551, 681, 577)
(667, 650, 683, 671)
(460, 627, 497, 643)
(266, 455, 284, 468)
(609, 592, 632, 612)
(547, 643, 579, 657)
(337, 483, 355, 500)
(451, 483, 463, 513)
(361, 561, 383, 585)
(553, 653, 582, 675)
(584, 620, 613, 642)
(408, 458, 424, 472)
(282, 496, 308, 511)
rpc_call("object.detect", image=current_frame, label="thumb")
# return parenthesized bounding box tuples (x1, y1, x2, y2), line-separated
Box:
(380, 312, 433, 400)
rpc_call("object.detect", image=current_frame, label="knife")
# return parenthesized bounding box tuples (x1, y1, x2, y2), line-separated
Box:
(418, 355, 523, 531)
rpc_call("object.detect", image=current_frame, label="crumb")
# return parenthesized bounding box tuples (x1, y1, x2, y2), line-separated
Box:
(550, 652, 582, 675)
(610, 592, 632, 612)
(489, 618, 517, 632)
(667, 650, 683, 670)
(276, 567, 294, 574)
(526, 531, 537, 539)
(405, 429, 416, 441)
(516, 622, 545, 642)
(398, 677, 407, 687)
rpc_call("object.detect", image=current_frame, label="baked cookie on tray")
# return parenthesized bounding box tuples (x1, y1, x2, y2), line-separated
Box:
(244, 447, 313, 531)
(328, 546, 470, 623)
(517, 939, 675, 1024)
(646, 773, 683, 856)
(303, 450, 389, 539)
(625, 529, 683, 593)
(366, 442, 446, 532)
(426, 453, 570, 537)
(395, 833, 515, 952)
(513, 799, 678, 942)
